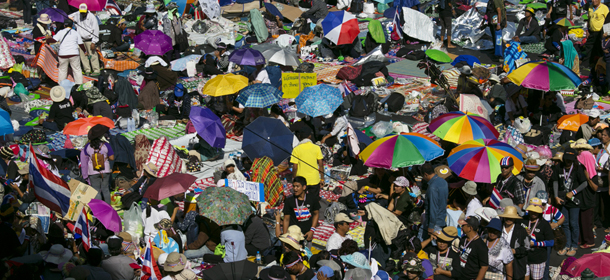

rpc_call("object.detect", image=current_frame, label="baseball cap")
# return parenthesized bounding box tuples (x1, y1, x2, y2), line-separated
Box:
(79, 3, 88, 13)
(500, 156, 514, 167)
(334, 213, 354, 224)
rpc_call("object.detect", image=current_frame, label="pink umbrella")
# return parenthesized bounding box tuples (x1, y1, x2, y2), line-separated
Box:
(88, 199, 122, 232)
(68, 0, 107, 11)
(134, 30, 173, 56)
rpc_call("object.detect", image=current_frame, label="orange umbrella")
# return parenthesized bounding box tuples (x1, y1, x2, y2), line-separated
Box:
(557, 114, 588, 132)
(63, 117, 115, 135)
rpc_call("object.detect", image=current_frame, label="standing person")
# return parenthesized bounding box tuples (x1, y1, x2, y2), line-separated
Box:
(499, 206, 530, 280)
(52, 19, 84, 85)
(523, 198, 555, 280)
(70, 3, 100, 76)
(536, 190, 565, 229)
(424, 227, 461, 279)
(546, 0, 573, 23)
(282, 176, 320, 243)
(571, 139, 600, 249)
(32, 14, 52, 56)
(80, 124, 115, 203)
(422, 162, 448, 240)
(485, 157, 526, 209)
(290, 126, 324, 199)
(513, 8, 541, 44)
(325, 213, 354, 252)
(486, 0, 506, 58)
(457, 216, 489, 280)
(438, 0, 456, 48)
(162, 2, 183, 61)
(593, 130, 610, 232)
(517, 159, 547, 210)
(583, 0, 609, 68)
(484, 218, 514, 280)
(101, 236, 136, 280)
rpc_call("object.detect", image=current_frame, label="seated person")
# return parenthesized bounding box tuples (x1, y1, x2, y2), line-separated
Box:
(300, 0, 328, 22)
(487, 74, 506, 107)
(150, 60, 178, 91)
(203, 225, 247, 263)
(530, 91, 564, 126)
(544, 25, 568, 56)
(505, 90, 528, 125)
(326, 213, 354, 252)
(99, 18, 130, 52)
(197, 43, 229, 76)
(377, 176, 414, 224)
(243, 214, 271, 256)
(184, 215, 221, 260)
(513, 8, 540, 44)
(40, 85, 74, 131)
(319, 37, 363, 61)
(283, 251, 315, 279)
(193, 134, 224, 162)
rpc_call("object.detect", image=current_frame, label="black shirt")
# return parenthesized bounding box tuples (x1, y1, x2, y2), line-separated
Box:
(547, 0, 570, 19)
(283, 194, 320, 235)
(580, 175, 596, 210)
(458, 236, 489, 280)
(98, 24, 123, 47)
(426, 246, 461, 278)
(551, 164, 587, 208)
(0, 222, 20, 259)
(296, 268, 315, 280)
(48, 99, 74, 129)
(368, 172, 392, 195)
(520, 218, 553, 264)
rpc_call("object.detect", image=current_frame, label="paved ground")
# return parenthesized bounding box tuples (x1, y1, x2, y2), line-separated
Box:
(548, 227, 606, 268)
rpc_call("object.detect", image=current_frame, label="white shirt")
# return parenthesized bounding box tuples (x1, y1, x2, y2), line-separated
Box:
(53, 28, 83, 56)
(504, 95, 528, 121)
(330, 116, 348, 137)
(255, 69, 270, 84)
(326, 232, 352, 251)
(502, 224, 515, 245)
(141, 207, 171, 239)
(465, 198, 483, 218)
(69, 11, 100, 43)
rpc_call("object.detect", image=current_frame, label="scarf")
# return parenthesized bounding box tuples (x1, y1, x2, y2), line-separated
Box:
(577, 150, 597, 179)
(561, 40, 577, 69)
(36, 23, 51, 38)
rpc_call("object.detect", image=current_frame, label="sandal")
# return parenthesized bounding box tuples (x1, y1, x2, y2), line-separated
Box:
(580, 244, 595, 249)
(557, 249, 567, 256)
(566, 248, 578, 256)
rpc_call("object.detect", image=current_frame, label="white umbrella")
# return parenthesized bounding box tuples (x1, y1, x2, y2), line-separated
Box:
(199, 0, 220, 20)
(272, 34, 296, 48)
(262, 47, 300, 66)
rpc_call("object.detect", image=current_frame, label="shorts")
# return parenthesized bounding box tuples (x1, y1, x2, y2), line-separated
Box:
(529, 262, 545, 280)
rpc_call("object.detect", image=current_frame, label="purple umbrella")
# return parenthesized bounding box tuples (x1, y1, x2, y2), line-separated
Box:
(134, 30, 173, 56)
(38, 8, 69, 23)
(88, 199, 122, 233)
(228, 48, 266, 66)
(189, 106, 226, 148)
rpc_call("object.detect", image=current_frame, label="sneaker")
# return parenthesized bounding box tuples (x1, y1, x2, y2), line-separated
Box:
(566, 248, 577, 256)
(557, 248, 567, 256)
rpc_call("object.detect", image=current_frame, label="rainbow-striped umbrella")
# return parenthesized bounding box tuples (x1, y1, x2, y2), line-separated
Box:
(554, 17, 575, 27)
(447, 139, 524, 183)
(359, 133, 444, 168)
(507, 61, 581, 91)
(429, 112, 499, 144)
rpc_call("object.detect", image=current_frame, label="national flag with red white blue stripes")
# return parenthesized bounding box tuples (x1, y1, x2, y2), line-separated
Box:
(28, 144, 71, 215)
(74, 208, 91, 251)
(489, 187, 503, 209)
(105, 0, 122, 15)
(141, 237, 161, 280)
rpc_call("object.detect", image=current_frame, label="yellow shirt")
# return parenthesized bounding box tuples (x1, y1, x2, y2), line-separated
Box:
(290, 141, 323, 185)
(589, 4, 609, 32)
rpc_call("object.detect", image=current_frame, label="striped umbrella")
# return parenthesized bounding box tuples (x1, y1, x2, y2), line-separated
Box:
(359, 133, 444, 168)
(429, 112, 499, 144)
(321, 11, 360, 45)
(448, 139, 524, 183)
(507, 61, 581, 91)
(554, 17, 575, 27)
(236, 84, 283, 108)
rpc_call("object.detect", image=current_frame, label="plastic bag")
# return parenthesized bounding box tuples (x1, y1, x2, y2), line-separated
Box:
(124, 203, 143, 242)
(372, 121, 393, 138)
(514, 118, 532, 134)
(363, 2, 375, 14)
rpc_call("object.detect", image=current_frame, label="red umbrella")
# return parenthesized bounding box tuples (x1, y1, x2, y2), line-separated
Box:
(566, 252, 610, 278)
(143, 173, 197, 201)
(68, 0, 107, 11)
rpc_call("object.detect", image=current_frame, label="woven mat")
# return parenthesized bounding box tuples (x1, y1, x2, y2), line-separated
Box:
(520, 42, 546, 54)
(120, 123, 187, 142)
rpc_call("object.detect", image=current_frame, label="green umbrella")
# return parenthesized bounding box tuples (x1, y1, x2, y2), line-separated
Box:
(526, 3, 547, 9)
(425, 49, 452, 63)
(196, 187, 252, 226)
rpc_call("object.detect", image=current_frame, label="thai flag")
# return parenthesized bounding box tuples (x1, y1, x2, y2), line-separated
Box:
(391, 7, 403, 40)
(105, 0, 122, 15)
(489, 187, 503, 209)
(141, 237, 161, 280)
(74, 208, 91, 251)
(28, 144, 71, 215)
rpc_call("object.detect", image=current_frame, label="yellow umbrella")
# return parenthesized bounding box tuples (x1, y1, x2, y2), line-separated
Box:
(201, 74, 249, 97)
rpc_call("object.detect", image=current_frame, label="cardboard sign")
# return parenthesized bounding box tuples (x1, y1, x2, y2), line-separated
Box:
(66, 180, 98, 221)
(282, 73, 317, 98)
(224, 179, 265, 202)
(262, 2, 303, 22)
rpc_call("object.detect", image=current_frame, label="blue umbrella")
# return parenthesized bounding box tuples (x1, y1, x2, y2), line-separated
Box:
(236, 84, 283, 108)
(295, 84, 343, 117)
(229, 48, 266, 66)
(189, 106, 226, 148)
(264, 2, 283, 20)
(0, 108, 14, 136)
(242, 117, 294, 164)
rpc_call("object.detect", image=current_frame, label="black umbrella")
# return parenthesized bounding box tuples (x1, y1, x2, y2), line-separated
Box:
(201, 260, 259, 280)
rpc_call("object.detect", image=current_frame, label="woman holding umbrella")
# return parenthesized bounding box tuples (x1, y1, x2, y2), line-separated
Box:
(81, 124, 115, 203)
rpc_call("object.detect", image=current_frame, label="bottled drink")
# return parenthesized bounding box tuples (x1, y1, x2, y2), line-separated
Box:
(570, 196, 580, 205)
(256, 251, 262, 264)
(384, 104, 389, 114)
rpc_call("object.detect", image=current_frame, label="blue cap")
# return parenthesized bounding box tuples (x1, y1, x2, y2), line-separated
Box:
(313, 266, 334, 280)
(589, 137, 602, 147)
(486, 218, 502, 232)
(174, 83, 184, 97)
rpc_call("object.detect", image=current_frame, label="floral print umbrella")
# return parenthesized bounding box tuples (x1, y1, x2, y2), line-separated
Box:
(196, 187, 252, 226)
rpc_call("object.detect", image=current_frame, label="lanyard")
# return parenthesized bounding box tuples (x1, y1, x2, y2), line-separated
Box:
(462, 235, 479, 254)
(499, 175, 512, 193)
(486, 238, 499, 250)
(528, 219, 540, 236)
(563, 165, 573, 184)
(437, 249, 450, 267)
(295, 194, 306, 215)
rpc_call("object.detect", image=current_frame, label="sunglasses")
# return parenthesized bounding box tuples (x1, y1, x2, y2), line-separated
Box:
(501, 166, 512, 170)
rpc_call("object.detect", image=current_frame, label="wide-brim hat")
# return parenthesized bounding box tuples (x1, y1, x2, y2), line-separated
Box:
(145, 3, 156, 13)
(260, 266, 290, 280)
(340, 252, 370, 270)
(571, 138, 593, 150)
(87, 124, 109, 140)
(462, 181, 477, 196)
(0, 146, 15, 159)
(39, 244, 73, 265)
(489, 74, 500, 83)
(498, 205, 521, 219)
(174, 269, 197, 280)
(524, 158, 541, 172)
(143, 162, 159, 178)
(38, 13, 52, 24)
(551, 152, 563, 162)
(486, 218, 503, 232)
(279, 225, 304, 250)
(163, 252, 187, 272)
(526, 197, 544, 213)
(344, 268, 373, 280)
(437, 226, 458, 242)
(474, 207, 499, 222)
(50, 85, 66, 102)
(141, 67, 158, 80)
(435, 165, 452, 179)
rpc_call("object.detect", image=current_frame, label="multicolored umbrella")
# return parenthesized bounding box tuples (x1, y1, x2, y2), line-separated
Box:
(196, 187, 252, 226)
(202, 74, 249, 97)
(448, 139, 524, 183)
(189, 106, 226, 148)
(228, 48, 265, 66)
(557, 113, 589, 132)
(554, 17, 575, 27)
(295, 84, 343, 117)
(507, 61, 581, 91)
(134, 30, 173, 56)
(243, 117, 294, 164)
(143, 173, 197, 201)
(429, 112, 499, 144)
(236, 84, 283, 108)
(63, 117, 115, 136)
(322, 11, 359, 45)
(359, 133, 444, 168)
(68, 0, 107, 11)
(88, 199, 122, 232)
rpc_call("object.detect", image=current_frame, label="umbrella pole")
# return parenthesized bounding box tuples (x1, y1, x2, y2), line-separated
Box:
(540, 92, 545, 127)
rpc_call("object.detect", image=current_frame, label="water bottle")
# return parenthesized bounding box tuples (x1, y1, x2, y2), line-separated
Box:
(384, 104, 389, 114)
(570, 196, 580, 205)
(256, 251, 262, 264)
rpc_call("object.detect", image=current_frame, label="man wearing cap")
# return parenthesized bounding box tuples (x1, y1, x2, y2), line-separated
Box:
(521, 198, 554, 280)
(52, 19, 85, 84)
(69, 3, 100, 76)
(376, 176, 414, 221)
(326, 213, 354, 251)
(517, 159, 546, 210)
(577, 109, 601, 140)
(513, 8, 540, 44)
(486, 156, 526, 209)
(290, 126, 324, 199)
(101, 235, 136, 280)
(486, 74, 506, 107)
(457, 216, 488, 280)
(422, 163, 448, 240)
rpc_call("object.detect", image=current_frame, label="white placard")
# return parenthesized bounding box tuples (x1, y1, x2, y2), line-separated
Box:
(224, 179, 265, 202)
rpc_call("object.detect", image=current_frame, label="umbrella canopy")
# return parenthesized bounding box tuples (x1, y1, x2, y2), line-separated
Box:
(88, 199, 122, 232)
(38, 8, 69, 22)
(243, 117, 294, 164)
(228, 48, 265, 66)
(0, 108, 14, 136)
(565, 253, 610, 278)
(295, 84, 343, 117)
(143, 173, 197, 201)
(196, 187, 252, 226)
(262, 47, 300, 67)
(250, 43, 282, 53)
(264, 2, 283, 20)
(359, 133, 444, 168)
(68, 0, 107, 11)
(557, 114, 589, 132)
(425, 49, 452, 63)
(202, 74, 249, 97)
(554, 17, 575, 27)
(448, 139, 524, 183)
(507, 61, 582, 91)
(451, 55, 480, 67)
(236, 84, 283, 108)
(134, 30, 173, 56)
(322, 11, 360, 45)
(63, 117, 115, 136)
(460, 94, 490, 121)
(189, 106, 226, 148)
(429, 112, 499, 144)
(201, 260, 259, 280)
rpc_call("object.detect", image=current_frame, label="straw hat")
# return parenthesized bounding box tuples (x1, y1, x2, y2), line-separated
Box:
(571, 138, 593, 150)
(526, 197, 543, 213)
(38, 13, 52, 24)
(278, 225, 304, 250)
(524, 159, 541, 172)
(50, 86, 66, 102)
(174, 270, 197, 280)
(143, 162, 158, 178)
(434, 165, 452, 179)
(462, 181, 477, 196)
(163, 252, 187, 272)
(39, 244, 73, 265)
(436, 226, 458, 242)
(551, 152, 563, 162)
(498, 206, 521, 219)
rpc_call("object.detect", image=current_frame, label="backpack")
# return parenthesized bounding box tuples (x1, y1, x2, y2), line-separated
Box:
(350, 0, 364, 14)
(295, 62, 315, 73)
(382, 92, 406, 112)
(121, 191, 143, 210)
(324, 202, 347, 224)
(91, 148, 106, 172)
(349, 93, 377, 118)
(19, 129, 46, 144)
(336, 65, 363, 80)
